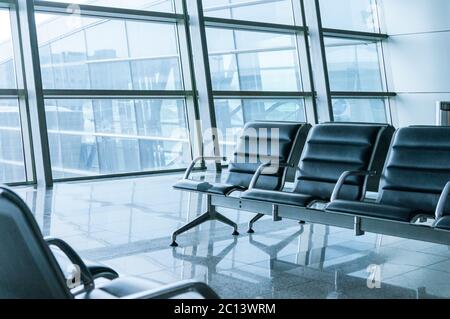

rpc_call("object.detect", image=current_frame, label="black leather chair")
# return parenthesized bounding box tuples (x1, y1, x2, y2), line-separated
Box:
(171, 121, 311, 246)
(327, 126, 450, 224)
(0, 186, 219, 299)
(241, 123, 394, 232)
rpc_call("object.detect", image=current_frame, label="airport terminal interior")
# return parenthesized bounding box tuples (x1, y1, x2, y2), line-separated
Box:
(1, 0, 450, 300)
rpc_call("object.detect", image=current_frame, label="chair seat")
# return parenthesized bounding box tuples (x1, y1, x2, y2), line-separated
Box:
(173, 179, 245, 196)
(241, 189, 314, 207)
(78, 277, 205, 299)
(435, 216, 450, 230)
(326, 200, 420, 222)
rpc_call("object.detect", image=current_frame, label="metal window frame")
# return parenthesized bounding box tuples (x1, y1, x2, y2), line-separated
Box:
(312, 0, 395, 123)
(1, 0, 397, 186)
(212, 91, 315, 99)
(201, 0, 316, 136)
(33, 1, 185, 23)
(42, 89, 194, 99)
(203, 16, 307, 34)
(23, 0, 198, 185)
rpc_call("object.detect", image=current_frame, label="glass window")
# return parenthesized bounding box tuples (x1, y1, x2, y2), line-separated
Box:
(332, 98, 387, 123)
(203, 0, 297, 25)
(207, 28, 302, 92)
(319, 0, 379, 33)
(214, 99, 306, 157)
(325, 38, 383, 92)
(36, 0, 180, 13)
(0, 99, 26, 183)
(0, 10, 17, 89)
(45, 99, 190, 179)
(36, 14, 183, 90)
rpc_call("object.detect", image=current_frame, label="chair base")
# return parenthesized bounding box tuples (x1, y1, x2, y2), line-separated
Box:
(247, 213, 265, 233)
(171, 195, 239, 247)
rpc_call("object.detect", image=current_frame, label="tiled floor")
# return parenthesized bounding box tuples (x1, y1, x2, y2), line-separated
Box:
(14, 172, 450, 299)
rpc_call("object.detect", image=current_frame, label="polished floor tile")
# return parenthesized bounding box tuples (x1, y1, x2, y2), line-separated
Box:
(14, 173, 450, 299)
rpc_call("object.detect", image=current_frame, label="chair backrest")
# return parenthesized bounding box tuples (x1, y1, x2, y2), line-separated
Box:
(378, 126, 450, 215)
(226, 121, 311, 190)
(294, 123, 394, 201)
(0, 187, 71, 299)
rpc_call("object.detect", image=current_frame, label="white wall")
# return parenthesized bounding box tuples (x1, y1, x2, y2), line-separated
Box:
(380, 0, 450, 127)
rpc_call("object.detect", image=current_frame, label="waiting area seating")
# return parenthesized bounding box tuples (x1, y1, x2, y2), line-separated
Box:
(171, 121, 311, 246)
(326, 126, 450, 233)
(173, 122, 450, 248)
(0, 186, 218, 299)
(241, 122, 394, 232)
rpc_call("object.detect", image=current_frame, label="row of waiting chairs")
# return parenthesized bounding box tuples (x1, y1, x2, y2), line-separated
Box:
(172, 122, 450, 247)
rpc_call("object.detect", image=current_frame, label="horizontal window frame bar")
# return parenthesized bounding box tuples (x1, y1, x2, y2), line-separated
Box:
(52, 167, 197, 184)
(5, 181, 36, 187)
(0, 0, 14, 9)
(43, 89, 193, 99)
(213, 90, 315, 99)
(331, 91, 397, 98)
(322, 28, 388, 41)
(0, 89, 25, 98)
(204, 16, 307, 34)
(33, 1, 185, 23)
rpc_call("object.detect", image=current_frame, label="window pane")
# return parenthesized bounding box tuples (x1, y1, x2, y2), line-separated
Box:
(36, 0, 180, 13)
(214, 99, 306, 157)
(203, 0, 296, 25)
(45, 99, 190, 179)
(319, 0, 379, 33)
(0, 10, 17, 89)
(36, 14, 183, 90)
(0, 99, 26, 183)
(207, 28, 302, 91)
(325, 38, 383, 92)
(332, 98, 387, 123)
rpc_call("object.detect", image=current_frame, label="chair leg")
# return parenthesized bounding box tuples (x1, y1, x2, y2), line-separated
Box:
(171, 212, 211, 247)
(215, 212, 239, 236)
(171, 195, 239, 247)
(247, 213, 265, 234)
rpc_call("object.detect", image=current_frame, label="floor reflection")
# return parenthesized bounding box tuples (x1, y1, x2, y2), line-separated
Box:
(13, 173, 450, 299)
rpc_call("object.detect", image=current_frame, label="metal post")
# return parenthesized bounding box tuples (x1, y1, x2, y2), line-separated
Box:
(16, 0, 53, 186)
(303, 0, 333, 122)
(185, 0, 222, 171)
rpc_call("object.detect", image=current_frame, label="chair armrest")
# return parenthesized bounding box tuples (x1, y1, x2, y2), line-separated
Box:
(249, 162, 295, 190)
(435, 181, 450, 220)
(330, 170, 376, 202)
(183, 156, 227, 179)
(45, 237, 95, 292)
(123, 280, 220, 299)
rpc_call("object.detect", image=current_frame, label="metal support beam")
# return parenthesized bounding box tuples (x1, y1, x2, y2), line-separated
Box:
(322, 28, 388, 41)
(303, 0, 333, 122)
(213, 91, 315, 99)
(16, 0, 53, 186)
(186, 0, 222, 171)
(331, 91, 397, 98)
(33, 1, 184, 23)
(203, 16, 307, 34)
(0, 89, 22, 97)
(42, 89, 193, 99)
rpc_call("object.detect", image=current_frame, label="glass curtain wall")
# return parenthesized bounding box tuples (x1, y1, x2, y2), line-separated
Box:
(202, 0, 309, 157)
(0, 0, 393, 185)
(0, 8, 27, 183)
(319, 0, 392, 123)
(34, 0, 192, 179)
